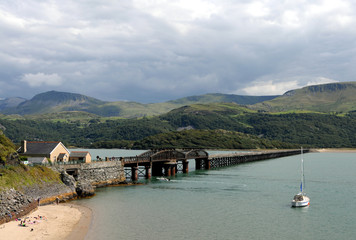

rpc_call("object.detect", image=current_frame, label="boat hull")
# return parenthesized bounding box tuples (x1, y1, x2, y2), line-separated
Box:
(291, 196, 310, 207)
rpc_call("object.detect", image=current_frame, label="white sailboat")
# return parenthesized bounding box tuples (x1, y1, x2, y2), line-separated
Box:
(291, 147, 310, 207)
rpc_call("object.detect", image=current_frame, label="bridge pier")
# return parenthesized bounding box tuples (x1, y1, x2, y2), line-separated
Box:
(195, 159, 202, 170)
(182, 160, 189, 173)
(131, 166, 138, 182)
(171, 164, 176, 176)
(145, 165, 151, 179)
(204, 158, 211, 170)
(164, 165, 171, 177)
(163, 162, 177, 177)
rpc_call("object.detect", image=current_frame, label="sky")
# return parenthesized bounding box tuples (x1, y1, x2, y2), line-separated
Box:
(1, 0, 356, 103)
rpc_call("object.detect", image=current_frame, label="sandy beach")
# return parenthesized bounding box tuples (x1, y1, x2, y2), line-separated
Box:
(0, 203, 91, 240)
(311, 148, 356, 153)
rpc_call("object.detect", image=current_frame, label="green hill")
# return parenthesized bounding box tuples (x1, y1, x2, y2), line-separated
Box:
(169, 93, 278, 105)
(2, 102, 356, 149)
(3, 82, 356, 118)
(250, 82, 356, 113)
(0, 97, 26, 111)
(0, 91, 278, 118)
(131, 129, 297, 149)
(2, 91, 106, 115)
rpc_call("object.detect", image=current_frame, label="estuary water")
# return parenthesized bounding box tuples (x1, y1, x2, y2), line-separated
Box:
(72, 150, 356, 240)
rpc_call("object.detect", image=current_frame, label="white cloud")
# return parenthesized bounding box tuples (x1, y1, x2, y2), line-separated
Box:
(241, 80, 300, 96)
(306, 77, 339, 86)
(246, 1, 270, 18)
(20, 73, 63, 87)
(240, 77, 340, 96)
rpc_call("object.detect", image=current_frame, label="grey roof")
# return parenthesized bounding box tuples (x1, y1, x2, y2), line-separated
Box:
(23, 141, 61, 155)
(27, 157, 48, 164)
(70, 151, 90, 158)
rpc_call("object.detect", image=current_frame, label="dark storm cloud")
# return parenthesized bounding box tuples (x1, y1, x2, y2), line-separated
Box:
(0, 0, 355, 102)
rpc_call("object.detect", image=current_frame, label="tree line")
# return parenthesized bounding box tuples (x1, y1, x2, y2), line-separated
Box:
(1, 109, 356, 149)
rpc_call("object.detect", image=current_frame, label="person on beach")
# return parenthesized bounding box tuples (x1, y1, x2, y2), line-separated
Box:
(56, 197, 59, 205)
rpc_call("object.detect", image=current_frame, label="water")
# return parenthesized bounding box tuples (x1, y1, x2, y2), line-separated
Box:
(73, 151, 356, 240)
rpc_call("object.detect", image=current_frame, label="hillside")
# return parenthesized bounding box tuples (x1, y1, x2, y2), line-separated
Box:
(131, 129, 297, 149)
(2, 82, 356, 118)
(250, 82, 356, 113)
(168, 93, 278, 105)
(1, 91, 106, 115)
(0, 97, 26, 111)
(0, 91, 278, 118)
(2, 102, 356, 149)
(0, 130, 16, 164)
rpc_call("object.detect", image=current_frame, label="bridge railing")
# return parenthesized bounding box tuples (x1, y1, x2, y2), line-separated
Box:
(122, 156, 150, 164)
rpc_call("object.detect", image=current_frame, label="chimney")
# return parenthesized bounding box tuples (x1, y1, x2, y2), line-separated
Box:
(21, 140, 27, 153)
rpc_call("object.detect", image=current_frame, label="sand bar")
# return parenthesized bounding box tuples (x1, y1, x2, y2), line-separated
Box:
(0, 203, 91, 240)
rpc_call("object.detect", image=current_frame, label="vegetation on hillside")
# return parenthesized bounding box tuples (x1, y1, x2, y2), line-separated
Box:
(0, 90, 278, 118)
(1, 102, 356, 149)
(131, 129, 297, 149)
(0, 130, 16, 164)
(250, 82, 356, 113)
(0, 165, 61, 191)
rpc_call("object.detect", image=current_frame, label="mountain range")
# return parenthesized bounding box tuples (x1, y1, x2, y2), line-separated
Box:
(1, 81, 356, 118)
(0, 90, 278, 118)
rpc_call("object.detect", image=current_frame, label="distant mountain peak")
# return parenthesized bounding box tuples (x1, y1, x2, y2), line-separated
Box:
(253, 81, 356, 113)
(31, 90, 98, 102)
(304, 82, 354, 93)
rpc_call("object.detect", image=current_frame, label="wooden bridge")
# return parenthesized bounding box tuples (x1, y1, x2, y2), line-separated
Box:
(58, 148, 307, 182)
(116, 149, 209, 181)
(116, 148, 306, 181)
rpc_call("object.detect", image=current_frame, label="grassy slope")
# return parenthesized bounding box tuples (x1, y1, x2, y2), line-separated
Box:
(0, 130, 16, 163)
(1, 91, 279, 118)
(250, 82, 356, 113)
(0, 131, 62, 192)
(0, 165, 62, 191)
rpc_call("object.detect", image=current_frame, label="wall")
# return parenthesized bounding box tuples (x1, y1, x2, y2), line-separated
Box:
(55, 160, 126, 187)
(78, 160, 126, 186)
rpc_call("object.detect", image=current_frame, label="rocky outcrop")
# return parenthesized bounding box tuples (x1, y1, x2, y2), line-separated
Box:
(75, 180, 95, 197)
(60, 171, 95, 197)
(60, 171, 76, 191)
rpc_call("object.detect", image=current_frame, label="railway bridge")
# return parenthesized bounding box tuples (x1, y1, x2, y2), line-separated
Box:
(118, 149, 209, 181)
(57, 149, 307, 182)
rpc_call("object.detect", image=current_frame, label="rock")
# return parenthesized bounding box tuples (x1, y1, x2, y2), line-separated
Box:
(75, 180, 95, 197)
(60, 171, 76, 191)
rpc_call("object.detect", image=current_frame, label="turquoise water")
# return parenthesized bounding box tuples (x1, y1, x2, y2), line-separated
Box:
(74, 151, 356, 240)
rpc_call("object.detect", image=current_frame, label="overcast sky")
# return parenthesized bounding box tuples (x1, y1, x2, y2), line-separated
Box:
(1, 0, 355, 103)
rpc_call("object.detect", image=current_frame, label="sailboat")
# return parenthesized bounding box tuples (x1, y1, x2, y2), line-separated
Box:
(291, 147, 310, 207)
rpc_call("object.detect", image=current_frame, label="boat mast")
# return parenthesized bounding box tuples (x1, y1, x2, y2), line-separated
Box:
(301, 147, 305, 193)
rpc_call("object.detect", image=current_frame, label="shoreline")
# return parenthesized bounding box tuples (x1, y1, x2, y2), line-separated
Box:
(65, 203, 92, 240)
(0, 203, 92, 240)
(310, 148, 356, 153)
